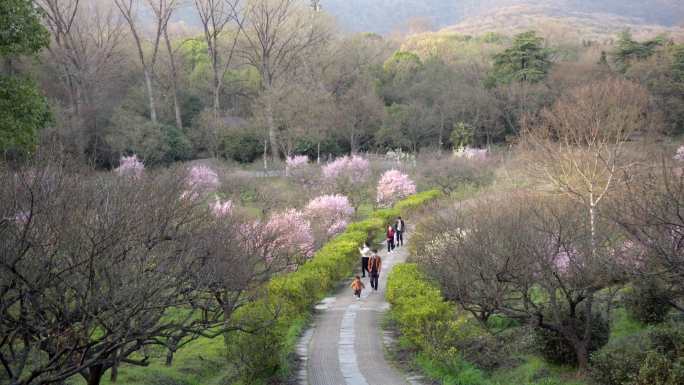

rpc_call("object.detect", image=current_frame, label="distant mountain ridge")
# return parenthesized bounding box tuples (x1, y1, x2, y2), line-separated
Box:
(442, 3, 684, 42)
(320, 0, 684, 34)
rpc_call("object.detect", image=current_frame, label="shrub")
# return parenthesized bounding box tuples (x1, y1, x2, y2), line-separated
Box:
(163, 124, 193, 162)
(533, 311, 610, 366)
(590, 333, 648, 385)
(623, 279, 672, 324)
(590, 320, 684, 385)
(221, 129, 262, 163)
(105, 108, 191, 165)
(114, 154, 144, 178)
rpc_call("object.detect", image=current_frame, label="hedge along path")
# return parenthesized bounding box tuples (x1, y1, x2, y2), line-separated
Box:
(225, 190, 441, 384)
(303, 225, 423, 385)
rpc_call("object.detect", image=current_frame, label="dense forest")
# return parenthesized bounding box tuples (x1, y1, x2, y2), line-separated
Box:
(2, 0, 684, 169)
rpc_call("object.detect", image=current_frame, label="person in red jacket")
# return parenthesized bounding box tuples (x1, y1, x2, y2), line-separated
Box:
(386, 225, 395, 253)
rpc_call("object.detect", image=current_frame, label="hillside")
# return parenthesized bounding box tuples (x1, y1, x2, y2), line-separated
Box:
(442, 3, 684, 43)
(320, 0, 684, 35)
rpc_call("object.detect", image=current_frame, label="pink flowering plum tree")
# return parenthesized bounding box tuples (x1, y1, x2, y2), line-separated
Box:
(285, 154, 320, 189)
(376, 169, 416, 207)
(321, 156, 371, 204)
(182, 165, 220, 200)
(210, 198, 233, 217)
(286, 155, 308, 174)
(674, 145, 684, 162)
(265, 209, 315, 263)
(305, 194, 355, 245)
(114, 154, 144, 178)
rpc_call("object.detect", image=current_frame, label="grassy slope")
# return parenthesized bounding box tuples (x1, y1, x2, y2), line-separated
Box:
(71, 336, 228, 385)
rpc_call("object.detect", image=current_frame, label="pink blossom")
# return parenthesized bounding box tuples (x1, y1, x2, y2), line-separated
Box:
(328, 220, 349, 236)
(210, 198, 233, 217)
(187, 165, 219, 192)
(14, 211, 30, 225)
(553, 250, 572, 274)
(322, 155, 370, 184)
(674, 146, 684, 162)
(286, 155, 309, 169)
(179, 190, 200, 202)
(305, 194, 355, 236)
(115, 155, 144, 178)
(376, 169, 417, 207)
(613, 240, 647, 272)
(266, 209, 315, 260)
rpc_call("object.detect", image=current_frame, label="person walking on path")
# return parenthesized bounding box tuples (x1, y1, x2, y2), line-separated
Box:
(395, 216, 406, 247)
(359, 242, 371, 278)
(369, 251, 382, 291)
(351, 275, 365, 300)
(386, 225, 395, 253)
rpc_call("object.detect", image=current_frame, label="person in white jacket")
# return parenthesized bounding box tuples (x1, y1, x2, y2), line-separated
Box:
(359, 242, 371, 277)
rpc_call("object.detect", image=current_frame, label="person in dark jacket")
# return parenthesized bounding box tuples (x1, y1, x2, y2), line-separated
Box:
(369, 251, 382, 290)
(395, 216, 406, 247)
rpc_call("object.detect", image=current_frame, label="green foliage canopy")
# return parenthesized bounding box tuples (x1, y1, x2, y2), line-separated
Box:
(488, 31, 552, 86)
(612, 30, 666, 72)
(0, 76, 52, 152)
(0, 0, 51, 154)
(0, 0, 49, 56)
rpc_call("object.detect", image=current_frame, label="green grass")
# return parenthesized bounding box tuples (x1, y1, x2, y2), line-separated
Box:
(489, 356, 586, 385)
(70, 336, 229, 385)
(610, 307, 647, 340)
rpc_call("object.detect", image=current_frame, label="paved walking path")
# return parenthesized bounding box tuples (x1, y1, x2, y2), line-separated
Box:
(297, 235, 421, 385)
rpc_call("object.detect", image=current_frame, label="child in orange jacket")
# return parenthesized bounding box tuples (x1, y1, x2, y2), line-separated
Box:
(351, 275, 365, 299)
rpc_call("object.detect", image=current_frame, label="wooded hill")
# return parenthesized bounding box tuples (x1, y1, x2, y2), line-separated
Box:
(320, 0, 684, 34)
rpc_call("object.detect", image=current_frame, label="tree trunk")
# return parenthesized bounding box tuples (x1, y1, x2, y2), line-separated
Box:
(574, 341, 589, 373)
(164, 30, 183, 130)
(166, 349, 175, 366)
(213, 74, 221, 127)
(438, 111, 445, 155)
(143, 68, 158, 124)
(87, 364, 104, 385)
(263, 138, 268, 170)
(265, 98, 279, 161)
(110, 349, 119, 382)
(589, 198, 597, 257)
(350, 126, 356, 155)
(317, 142, 321, 164)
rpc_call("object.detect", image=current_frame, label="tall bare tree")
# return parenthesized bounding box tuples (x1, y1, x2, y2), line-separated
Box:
(193, 0, 243, 142)
(114, 0, 181, 124)
(158, 2, 185, 130)
(36, 0, 126, 121)
(521, 78, 653, 252)
(235, 0, 331, 162)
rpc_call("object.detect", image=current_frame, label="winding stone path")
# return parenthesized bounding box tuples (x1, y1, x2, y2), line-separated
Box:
(298, 236, 421, 385)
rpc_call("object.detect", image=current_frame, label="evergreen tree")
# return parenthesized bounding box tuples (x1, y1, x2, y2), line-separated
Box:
(0, 0, 52, 155)
(612, 30, 665, 72)
(672, 44, 684, 83)
(488, 31, 551, 86)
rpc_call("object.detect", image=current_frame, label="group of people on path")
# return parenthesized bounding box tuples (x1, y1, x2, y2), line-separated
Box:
(351, 216, 406, 300)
